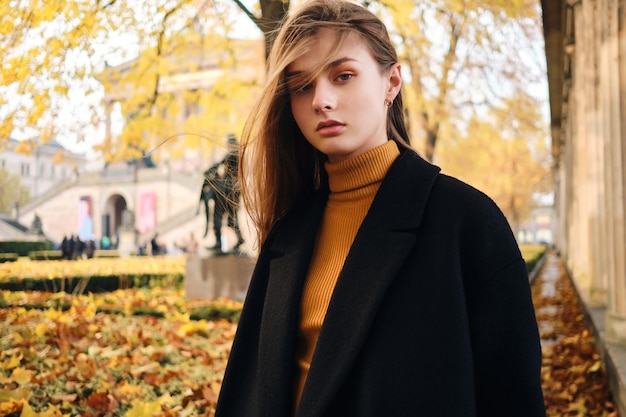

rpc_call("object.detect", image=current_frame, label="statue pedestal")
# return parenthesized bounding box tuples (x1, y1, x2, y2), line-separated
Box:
(185, 254, 255, 301)
(117, 230, 136, 257)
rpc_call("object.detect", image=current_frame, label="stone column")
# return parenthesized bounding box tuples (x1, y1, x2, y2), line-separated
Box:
(596, 0, 613, 314)
(560, 120, 572, 265)
(570, 0, 586, 299)
(568, 11, 590, 285)
(105, 101, 111, 139)
(605, 0, 626, 344)
(557, 161, 568, 255)
(582, 0, 609, 306)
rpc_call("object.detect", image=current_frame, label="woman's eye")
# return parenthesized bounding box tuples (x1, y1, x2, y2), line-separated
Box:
(290, 83, 312, 94)
(337, 73, 352, 82)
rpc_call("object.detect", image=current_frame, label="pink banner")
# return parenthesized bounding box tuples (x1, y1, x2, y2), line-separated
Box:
(77, 196, 93, 240)
(139, 192, 156, 234)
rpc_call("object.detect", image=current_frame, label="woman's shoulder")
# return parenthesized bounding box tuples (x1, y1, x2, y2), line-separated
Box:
(395, 151, 513, 236)
(434, 172, 499, 210)
(396, 149, 501, 215)
(432, 172, 521, 255)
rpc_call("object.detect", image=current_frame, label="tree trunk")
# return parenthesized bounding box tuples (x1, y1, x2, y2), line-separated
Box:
(232, 0, 290, 59)
(259, 0, 289, 59)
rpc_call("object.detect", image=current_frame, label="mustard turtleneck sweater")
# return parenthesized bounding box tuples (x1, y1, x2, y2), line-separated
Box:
(294, 140, 400, 407)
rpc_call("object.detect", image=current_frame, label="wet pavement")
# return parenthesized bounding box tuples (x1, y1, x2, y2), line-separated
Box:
(534, 255, 565, 350)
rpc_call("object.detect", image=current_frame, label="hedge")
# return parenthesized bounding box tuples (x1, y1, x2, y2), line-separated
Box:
(522, 243, 548, 273)
(0, 273, 184, 293)
(0, 240, 54, 256)
(0, 253, 18, 263)
(28, 250, 63, 260)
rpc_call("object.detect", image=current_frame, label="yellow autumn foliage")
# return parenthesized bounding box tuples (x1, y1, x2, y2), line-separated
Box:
(0, 355, 22, 371)
(125, 399, 163, 417)
(1, 0, 544, 170)
(437, 95, 551, 232)
(1, 0, 265, 163)
(16, 401, 63, 417)
(0, 256, 184, 281)
(9, 368, 35, 386)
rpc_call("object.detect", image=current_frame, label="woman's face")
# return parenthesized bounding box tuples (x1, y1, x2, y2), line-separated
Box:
(286, 29, 401, 163)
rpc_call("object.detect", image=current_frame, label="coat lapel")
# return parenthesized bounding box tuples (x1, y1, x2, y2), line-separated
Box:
(256, 191, 327, 417)
(297, 150, 441, 417)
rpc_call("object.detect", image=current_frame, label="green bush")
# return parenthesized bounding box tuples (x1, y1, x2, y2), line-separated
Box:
(0, 273, 184, 293)
(132, 307, 166, 318)
(521, 243, 548, 273)
(0, 240, 54, 256)
(0, 253, 18, 263)
(190, 305, 241, 322)
(28, 250, 63, 260)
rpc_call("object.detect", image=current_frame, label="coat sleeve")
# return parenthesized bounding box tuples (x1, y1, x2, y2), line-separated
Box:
(455, 189, 546, 416)
(467, 257, 546, 416)
(421, 173, 546, 416)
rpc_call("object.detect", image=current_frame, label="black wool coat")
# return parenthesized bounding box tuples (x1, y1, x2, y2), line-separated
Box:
(215, 148, 546, 417)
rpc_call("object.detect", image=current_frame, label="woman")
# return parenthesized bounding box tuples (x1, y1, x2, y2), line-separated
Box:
(215, 1, 546, 416)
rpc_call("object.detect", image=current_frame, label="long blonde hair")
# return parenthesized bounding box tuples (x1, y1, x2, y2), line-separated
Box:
(240, 0, 410, 247)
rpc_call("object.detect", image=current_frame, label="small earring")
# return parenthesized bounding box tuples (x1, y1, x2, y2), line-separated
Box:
(385, 100, 393, 108)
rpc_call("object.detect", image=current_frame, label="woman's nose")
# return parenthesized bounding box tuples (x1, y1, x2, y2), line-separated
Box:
(311, 82, 336, 112)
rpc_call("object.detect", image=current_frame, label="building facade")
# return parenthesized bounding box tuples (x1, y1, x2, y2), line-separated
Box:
(2, 36, 263, 255)
(542, 0, 626, 346)
(0, 139, 87, 200)
(542, 8, 626, 414)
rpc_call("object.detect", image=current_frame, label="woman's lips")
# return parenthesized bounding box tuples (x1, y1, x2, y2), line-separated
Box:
(316, 120, 345, 137)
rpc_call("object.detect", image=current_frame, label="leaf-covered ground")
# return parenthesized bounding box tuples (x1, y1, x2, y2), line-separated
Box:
(0, 250, 622, 416)
(534, 252, 619, 417)
(0, 289, 239, 416)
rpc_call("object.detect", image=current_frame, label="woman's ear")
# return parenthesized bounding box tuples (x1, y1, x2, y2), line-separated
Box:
(386, 63, 402, 101)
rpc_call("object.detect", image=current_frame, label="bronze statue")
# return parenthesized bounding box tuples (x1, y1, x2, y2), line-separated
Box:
(197, 134, 244, 252)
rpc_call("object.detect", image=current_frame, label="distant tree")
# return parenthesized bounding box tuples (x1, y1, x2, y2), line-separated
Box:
(0, 0, 271, 163)
(436, 95, 552, 235)
(377, 0, 545, 161)
(0, 169, 31, 213)
(1, 0, 545, 167)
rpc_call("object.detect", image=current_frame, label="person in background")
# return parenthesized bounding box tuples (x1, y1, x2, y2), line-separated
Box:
(67, 234, 76, 260)
(85, 239, 95, 259)
(214, 1, 546, 417)
(150, 233, 161, 256)
(73, 235, 85, 259)
(101, 235, 111, 250)
(60, 235, 70, 260)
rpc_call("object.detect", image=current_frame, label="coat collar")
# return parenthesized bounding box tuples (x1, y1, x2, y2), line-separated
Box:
(261, 149, 441, 417)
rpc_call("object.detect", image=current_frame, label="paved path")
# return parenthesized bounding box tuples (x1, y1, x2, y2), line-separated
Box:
(531, 252, 619, 416)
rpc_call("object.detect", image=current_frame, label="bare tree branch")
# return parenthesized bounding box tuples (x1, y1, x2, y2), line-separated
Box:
(99, 0, 118, 9)
(231, 0, 260, 27)
(135, 4, 181, 124)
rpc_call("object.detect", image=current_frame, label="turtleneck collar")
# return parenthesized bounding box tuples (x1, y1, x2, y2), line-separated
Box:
(324, 140, 400, 201)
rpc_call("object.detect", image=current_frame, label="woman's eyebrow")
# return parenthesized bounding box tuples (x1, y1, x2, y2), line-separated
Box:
(325, 57, 357, 70)
(285, 57, 358, 79)
(285, 70, 302, 79)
